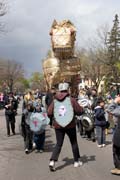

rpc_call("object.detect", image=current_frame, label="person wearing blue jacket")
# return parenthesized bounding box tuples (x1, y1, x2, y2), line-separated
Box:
(94, 98, 107, 148)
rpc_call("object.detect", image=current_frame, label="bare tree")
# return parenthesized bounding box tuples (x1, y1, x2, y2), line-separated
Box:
(6, 60, 24, 91)
(0, 59, 24, 92)
(0, 0, 7, 16)
(76, 24, 110, 90)
(0, 0, 7, 32)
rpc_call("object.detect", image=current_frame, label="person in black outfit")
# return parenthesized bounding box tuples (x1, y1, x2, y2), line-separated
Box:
(45, 87, 56, 127)
(48, 83, 84, 171)
(4, 92, 18, 136)
(22, 101, 34, 154)
(85, 89, 97, 142)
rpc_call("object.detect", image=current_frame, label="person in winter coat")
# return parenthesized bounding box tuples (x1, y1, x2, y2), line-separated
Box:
(4, 92, 18, 136)
(45, 87, 56, 127)
(94, 98, 107, 148)
(85, 88, 97, 142)
(22, 101, 34, 154)
(107, 96, 120, 175)
(48, 82, 83, 171)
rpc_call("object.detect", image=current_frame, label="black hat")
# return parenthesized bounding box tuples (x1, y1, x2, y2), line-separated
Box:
(96, 97, 104, 104)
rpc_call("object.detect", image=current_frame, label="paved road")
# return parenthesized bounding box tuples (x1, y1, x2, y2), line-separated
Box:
(0, 104, 120, 180)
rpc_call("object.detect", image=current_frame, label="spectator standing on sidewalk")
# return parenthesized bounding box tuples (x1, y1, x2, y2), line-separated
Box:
(4, 92, 18, 136)
(48, 82, 83, 171)
(107, 96, 120, 175)
(94, 98, 107, 148)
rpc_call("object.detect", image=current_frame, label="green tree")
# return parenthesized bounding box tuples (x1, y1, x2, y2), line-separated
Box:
(106, 14, 120, 82)
(21, 78, 30, 89)
(30, 72, 46, 91)
(15, 78, 30, 92)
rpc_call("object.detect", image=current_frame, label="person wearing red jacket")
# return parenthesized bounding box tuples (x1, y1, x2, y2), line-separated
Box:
(48, 82, 83, 171)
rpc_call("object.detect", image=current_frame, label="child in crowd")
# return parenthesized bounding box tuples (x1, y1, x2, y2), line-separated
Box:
(94, 98, 107, 148)
(33, 104, 46, 153)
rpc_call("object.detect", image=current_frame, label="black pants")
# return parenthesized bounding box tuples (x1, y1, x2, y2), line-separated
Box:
(49, 117, 53, 126)
(21, 114, 26, 141)
(85, 127, 95, 140)
(77, 120, 83, 135)
(50, 127, 80, 162)
(113, 144, 120, 169)
(5, 115, 15, 135)
(34, 131, 45, 150)
(24, 124, 33, 150)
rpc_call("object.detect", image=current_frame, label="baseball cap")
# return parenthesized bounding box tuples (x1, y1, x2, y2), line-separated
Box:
(58, 83, 69, 91)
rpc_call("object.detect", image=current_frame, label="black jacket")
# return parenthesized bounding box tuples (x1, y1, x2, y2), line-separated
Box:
(45, 92, 55, 107)
(94, 106, 106, 127)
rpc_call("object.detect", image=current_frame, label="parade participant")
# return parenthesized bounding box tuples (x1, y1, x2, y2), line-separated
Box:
(107, 96, 120, 175)
(33, 89, 43, 100)
(45, 87, 56, 127)
(84, 88, 97, 142)
(22, 90, 34, 113)
(37, 89, 43, 100)
(45, 87, 56, 108)
(48, 82, 83, 171)
(94, 98, 107, 148)
(4, 92, 18, 136)
(24, 90, 34, 106)
(32, 103, 49, 153)
(91, 89, 98, 110)
(22, 101, 34, 154)
(77, 95, 94, 139)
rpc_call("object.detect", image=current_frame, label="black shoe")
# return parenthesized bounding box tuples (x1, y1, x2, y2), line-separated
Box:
(92, 138, 96, 142)
(7, 134, 10, 137)
(25, 149, 29, 154)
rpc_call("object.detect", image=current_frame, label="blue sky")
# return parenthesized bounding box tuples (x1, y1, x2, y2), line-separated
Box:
(0, 0, 120, 76)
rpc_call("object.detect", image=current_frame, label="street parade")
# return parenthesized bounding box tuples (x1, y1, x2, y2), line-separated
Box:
(0, 1, 120, 180)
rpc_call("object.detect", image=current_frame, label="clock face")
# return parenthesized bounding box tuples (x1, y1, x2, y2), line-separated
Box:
(53, 35, 70, 46)
(53, 36, 66, 46)
(52, 27, 71, 46)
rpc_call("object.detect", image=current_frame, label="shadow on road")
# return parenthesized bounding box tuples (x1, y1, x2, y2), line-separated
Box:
(56, 157, 74, 170)
(106, 141, 112, 145)
(56, 155, 96, 170)
(81, 154, 96, 163)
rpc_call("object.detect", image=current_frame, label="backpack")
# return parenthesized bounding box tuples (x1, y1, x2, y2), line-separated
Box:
(30, 112, 50, 133)
(54, 97, 74, 127)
